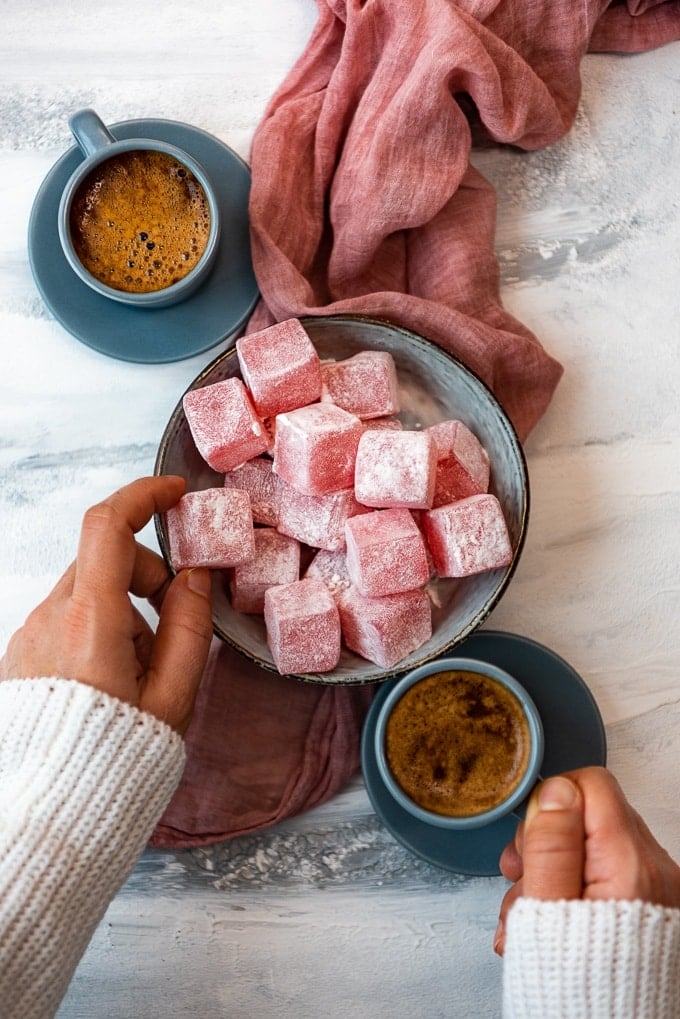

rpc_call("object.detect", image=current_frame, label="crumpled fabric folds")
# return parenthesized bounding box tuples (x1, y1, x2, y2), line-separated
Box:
(152, 0, 680, 848)
(152, 641, 374, 846)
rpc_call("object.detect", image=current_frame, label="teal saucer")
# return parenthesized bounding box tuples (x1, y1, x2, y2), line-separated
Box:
(28, 119, 259, 364)
(361, 630, 607, 876)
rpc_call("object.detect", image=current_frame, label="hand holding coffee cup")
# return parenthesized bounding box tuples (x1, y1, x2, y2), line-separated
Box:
(58, 109, 221, 308)
(374, 658, 544, 830)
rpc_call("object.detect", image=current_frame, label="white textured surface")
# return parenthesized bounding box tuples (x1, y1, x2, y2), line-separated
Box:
(1, 3, 679, 1016)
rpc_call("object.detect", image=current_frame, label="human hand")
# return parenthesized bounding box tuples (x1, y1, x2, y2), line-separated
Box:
(0, 475, 213, 733)
(494, 766, 680, 955)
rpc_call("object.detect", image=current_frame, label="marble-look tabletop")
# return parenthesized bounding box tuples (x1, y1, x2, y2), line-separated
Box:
(2, 3, 679, 1017)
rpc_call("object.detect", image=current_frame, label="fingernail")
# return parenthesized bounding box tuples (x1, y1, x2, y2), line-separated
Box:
(186, 568, 211, 597)
(493, 919, 504, 954)
(537, 776, 578, 811)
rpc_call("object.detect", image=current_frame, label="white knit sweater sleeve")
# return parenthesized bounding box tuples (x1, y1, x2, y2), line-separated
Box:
(503, 896, 680, 1018)
(0, 676, 186, 1019)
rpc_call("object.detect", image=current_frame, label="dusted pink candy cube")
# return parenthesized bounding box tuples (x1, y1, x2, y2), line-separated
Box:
(277, 478, 368, 552)
(362, 416, 403, 433)
(264, 578, 341, 674)
(236, 318, 322, 418)
(166, 488, 255, 570)
(409, 510, 438, 581)
(273, 403, 363, 496)
(354, 429, 436, 509)
(224, 457, 280, 526)
(422, 494, 513, 578)
(321, 351, 400, 420)
(183, 378, 271, 473)
(345, 507, 430, 598)
(304, 549, 352, 600)
(337, 586, 432, 669)
(428, 419, 490, 506)
(230, 528, 300, 614)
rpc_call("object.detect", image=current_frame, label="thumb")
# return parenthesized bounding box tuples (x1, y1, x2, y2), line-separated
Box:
(143, 568, 214, 733)
(521, 775, 585, 900)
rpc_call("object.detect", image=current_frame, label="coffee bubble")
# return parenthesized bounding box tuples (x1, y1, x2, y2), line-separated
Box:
(69, 150, 211, 294)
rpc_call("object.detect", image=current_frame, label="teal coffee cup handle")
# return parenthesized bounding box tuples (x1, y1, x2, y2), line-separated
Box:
(69, 108, 117, 158)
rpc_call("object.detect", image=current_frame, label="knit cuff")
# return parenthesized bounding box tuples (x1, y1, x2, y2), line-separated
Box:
(503, 896, 680, 1019)
(0, 677, 186, 1018)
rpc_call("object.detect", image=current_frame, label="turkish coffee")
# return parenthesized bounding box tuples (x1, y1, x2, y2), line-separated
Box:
(385, 669, 532, 818)
(69, 149, 211, 294)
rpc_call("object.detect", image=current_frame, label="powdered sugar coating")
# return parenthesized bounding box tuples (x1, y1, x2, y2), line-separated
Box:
(362, 416, 403, 432)
(230, 527, 301, 613)
(423, 494, 513, 577)
(236, 318, 322, 417)
(345, 507, 430, 597)
(264, 578, 342, 674)
(337, 585, 432, 669)
(166, 488, 255, 570)
(183, 378, 271, 473)
(428, 419, 490, 506)
(354, 429, 437, 509)
(273, 403, 363, 496)
(277, 478, 369, 551)
(304, 549, 352, 600)
(223, 457, 280, 526)
(320, 350, 400, 419)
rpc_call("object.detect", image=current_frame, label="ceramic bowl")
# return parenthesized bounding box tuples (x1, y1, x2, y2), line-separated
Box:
(154, 315, 529, 684)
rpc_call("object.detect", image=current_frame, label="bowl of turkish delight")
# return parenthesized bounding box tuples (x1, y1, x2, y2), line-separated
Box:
(154, 314, 528, 683)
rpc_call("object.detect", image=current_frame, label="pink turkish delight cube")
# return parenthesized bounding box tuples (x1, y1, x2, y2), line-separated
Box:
(345, 507, 430, 597)
(422, 493, 513, 578)
(224, 457, 280, 526)
(362, 416, 403, 433)
(354, 429, 436, 509)
(166, 488, 255, 570)
(408, 510, 438, 581)
(276, 478, 368, 552)
(229, 528, 300, 614)
(337, 586, 432, 669)
(320, 350, 400, 420)
(183, 378, 271, 473)
(304, 549, 352, 600)
(428, 419, 490, 506)
(236, 318, 322, 418)
(264, 578, 342, 674)
(273, 403, 363, 496)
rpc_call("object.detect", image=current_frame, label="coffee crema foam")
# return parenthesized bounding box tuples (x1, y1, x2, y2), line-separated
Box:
(385, 670, 531, 817)
(69, 150, 211, 293)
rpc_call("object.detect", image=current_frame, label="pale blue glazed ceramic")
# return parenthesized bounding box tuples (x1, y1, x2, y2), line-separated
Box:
(373, 656, 544, 830)
(28, 117, 257, 363)
(57, 108, 221, 309)
(361, 631, 606, 875)
(155, 315, 530, 683)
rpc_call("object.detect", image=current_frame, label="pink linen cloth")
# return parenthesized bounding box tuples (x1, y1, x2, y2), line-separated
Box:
(152, 0, 680, 848)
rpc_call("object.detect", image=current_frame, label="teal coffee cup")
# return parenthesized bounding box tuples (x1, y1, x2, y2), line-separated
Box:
(374, 657, 544, 830)
(57, 108, 221, 308)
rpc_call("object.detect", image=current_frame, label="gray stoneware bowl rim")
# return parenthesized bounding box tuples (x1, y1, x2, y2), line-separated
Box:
(373, 655, 545, 829)
(154, 313, 530, 684)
